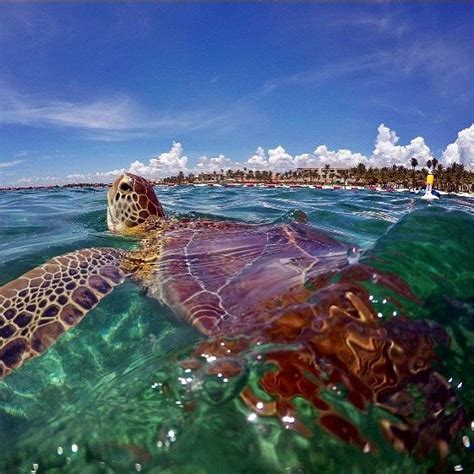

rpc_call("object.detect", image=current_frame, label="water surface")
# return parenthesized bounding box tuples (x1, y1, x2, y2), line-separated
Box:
(0, 186, 472, 473)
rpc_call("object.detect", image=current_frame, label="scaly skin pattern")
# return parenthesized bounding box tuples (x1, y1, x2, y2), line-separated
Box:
(0, 248, 126, 378)
(107, 173, 165, 233)
(150, 220, 349, 334)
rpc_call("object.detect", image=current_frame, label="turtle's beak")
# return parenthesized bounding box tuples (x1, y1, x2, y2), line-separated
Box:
(107, 173, 165, 234)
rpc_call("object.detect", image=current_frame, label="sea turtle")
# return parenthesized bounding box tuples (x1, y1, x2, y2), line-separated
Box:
(0, 173, 464, 458)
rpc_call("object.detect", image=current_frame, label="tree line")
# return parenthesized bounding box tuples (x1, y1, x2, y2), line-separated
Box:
(162, 160, 473, 193)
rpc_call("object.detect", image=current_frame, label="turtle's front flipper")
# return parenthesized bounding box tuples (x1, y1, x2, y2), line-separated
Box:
(0, 248, 128, 379)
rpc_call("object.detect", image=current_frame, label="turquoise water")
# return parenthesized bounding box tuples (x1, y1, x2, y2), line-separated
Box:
(0, 186, 473, 473)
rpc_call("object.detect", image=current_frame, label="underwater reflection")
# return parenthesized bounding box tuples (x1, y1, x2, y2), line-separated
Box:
(179, 263, 464, 465)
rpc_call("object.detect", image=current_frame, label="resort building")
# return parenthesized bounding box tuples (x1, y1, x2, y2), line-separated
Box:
(295, 167, 350, 183)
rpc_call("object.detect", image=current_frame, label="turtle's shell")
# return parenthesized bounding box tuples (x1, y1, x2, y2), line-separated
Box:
(149, 220, 348, 334)
(148, 220, 465, 455)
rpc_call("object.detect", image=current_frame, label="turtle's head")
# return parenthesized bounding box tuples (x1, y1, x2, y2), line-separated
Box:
(107, 173, 166, 233)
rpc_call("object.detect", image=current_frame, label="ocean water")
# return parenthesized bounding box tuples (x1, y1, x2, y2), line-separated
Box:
(0, 185, 472, 473)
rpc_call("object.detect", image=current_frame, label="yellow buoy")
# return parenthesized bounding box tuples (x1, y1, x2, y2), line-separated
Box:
(421, 171, 439, 201)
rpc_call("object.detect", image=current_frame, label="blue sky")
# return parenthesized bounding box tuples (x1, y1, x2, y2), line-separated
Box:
(0, 3, 473, 185)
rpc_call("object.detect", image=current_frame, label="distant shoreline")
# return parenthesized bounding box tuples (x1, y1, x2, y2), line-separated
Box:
(1, 181, 472, 198)
(0, 183, 111, 192)
(2, 162, 472, 195)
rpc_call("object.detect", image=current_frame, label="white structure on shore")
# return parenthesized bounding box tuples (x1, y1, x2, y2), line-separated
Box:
(295, 166, 349, 180)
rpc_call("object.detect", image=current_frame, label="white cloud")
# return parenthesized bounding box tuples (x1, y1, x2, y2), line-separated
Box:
(0, 81, 247, 136)
(42, 142, 188, 184)
(245, 146, 295, 172)
(54, 142, 191, 184)
(14, 175, 63, 185)
(268, 146, 294, 171)
(0, 159, 25, 169)
(66, 168, 125, 182)
(98, 126, 470, 181)
(247, 147, 269, 170)
(9, 123, 474, 186)
(246, 144, 367, 172)
(442, 124, 474, 168)
(83, 131, 151, 142)
(0, 81, 137, 130)
(243, 124, 446, 171)
(195, 154, 238, 173)
(336, 12, 410, 38)
(263, 53, 382, 93)
(262, 41, 473, 98)
(128, 141, 189, 178)
(295, 146, 368, 169)
(370, 123, 433, 168)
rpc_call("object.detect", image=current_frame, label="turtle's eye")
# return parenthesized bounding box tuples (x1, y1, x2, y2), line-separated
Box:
(120, 182, 132, 192)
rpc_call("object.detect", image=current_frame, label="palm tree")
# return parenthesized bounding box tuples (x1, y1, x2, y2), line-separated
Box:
(426, 159, 432, 170)
(339, 169, 348, 185)
(410, 158, 418, 188)
(355, 163, 366, 183)
(366, 167, 377, 185)
(452, 163, 465, 192)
